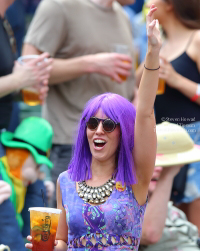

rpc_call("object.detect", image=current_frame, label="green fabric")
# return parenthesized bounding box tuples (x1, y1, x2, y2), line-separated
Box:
(0, 159, 23, 230)
(1, 117, 53, 168)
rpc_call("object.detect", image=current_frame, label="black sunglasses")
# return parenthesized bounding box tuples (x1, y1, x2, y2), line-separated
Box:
(86, 117, 119, 133)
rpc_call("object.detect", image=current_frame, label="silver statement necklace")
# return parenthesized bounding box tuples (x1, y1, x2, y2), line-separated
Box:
(78, 178, 116, 204)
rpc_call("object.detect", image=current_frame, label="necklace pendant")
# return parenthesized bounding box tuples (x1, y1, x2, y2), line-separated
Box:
(101, 192, 106, 197)
(97, 194, 101, 200)
(105, 190, 110, 196)
(79, 192, 84, 198)
(98, 187, 102, 193)
(94, 199, 99, 204)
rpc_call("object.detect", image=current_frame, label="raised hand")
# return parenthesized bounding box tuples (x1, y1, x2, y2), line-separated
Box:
(146, 4, 162, 51)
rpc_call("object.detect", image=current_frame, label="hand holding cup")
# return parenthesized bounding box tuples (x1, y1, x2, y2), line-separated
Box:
(16, 52, 53, 106)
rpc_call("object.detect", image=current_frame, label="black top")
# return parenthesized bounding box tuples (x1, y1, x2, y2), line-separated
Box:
(0, 17, 16, 130)
(155, 52, 200, 125)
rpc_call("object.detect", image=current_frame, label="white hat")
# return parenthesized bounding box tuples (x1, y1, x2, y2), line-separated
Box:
(155, 122, 200, 167)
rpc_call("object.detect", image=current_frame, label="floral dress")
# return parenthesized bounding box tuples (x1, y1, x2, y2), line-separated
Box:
(59, 171, 147, 250)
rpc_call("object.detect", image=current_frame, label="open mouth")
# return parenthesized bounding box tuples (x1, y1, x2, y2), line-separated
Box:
(151, 177, 159, 182)
(93, 139, 107, 149)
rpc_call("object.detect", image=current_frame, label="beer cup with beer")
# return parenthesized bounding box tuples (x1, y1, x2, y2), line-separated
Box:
(157, 58, 166, 95)
(29, 207, 61, 251)
(17, 55, 47, 106)
(111, 44, 131, 82)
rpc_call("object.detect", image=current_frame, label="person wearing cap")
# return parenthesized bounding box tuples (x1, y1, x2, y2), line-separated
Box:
(0, 116, 54, 251)
(139, 122, 200, 251)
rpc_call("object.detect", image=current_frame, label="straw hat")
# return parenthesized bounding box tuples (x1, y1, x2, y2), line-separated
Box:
(1, 117, 53, 168)
(155, 122, 200, 167)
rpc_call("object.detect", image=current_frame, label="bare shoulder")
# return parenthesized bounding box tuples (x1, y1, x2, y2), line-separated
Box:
(188, 30, 200, 67)
(194, 30, 200, 48)
(193, 30, 200, 68)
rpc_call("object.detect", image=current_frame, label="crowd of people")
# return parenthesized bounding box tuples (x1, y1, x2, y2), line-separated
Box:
(0, 0, 199, 250)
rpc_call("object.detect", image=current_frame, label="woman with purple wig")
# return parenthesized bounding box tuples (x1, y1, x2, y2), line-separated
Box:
(26, 4, 161, 251)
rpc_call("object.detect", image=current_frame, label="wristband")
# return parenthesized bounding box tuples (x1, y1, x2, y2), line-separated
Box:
(144, 64, 160, 71)
(190, 84, 200, 102)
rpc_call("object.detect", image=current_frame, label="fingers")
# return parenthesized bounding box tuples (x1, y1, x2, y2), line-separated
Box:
(0, 193, 11, 204)
(116, 68, 131, 77)
(113, 53, 132, 63)
(0, 183, 11, 194)
(146, 4, 157, 26)
(25, 243, 33, 249)
(55, 240, 58, 246)
(27, 235, 32, 241)
(159, 56, 168, 64)
(25, 236, 33, 249)
(148, 19, 156, 36)
(26, 53, 52, 67)
(155, 19, 159, 30)
(39, 86, 49, 104)
(112, 73, 123, 83)
(116, 60, 132, 70)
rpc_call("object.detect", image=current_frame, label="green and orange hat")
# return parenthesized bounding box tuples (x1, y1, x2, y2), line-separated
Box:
(1, 117, 53, 169)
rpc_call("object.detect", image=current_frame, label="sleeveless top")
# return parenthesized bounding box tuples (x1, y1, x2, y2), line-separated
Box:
(59, 171, 147, 250)
(155, 33, 200, 125)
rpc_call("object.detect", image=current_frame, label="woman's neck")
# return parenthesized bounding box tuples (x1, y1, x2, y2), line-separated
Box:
(162, 14, 193, 43)
(90, 0, 114, 8)
(90, 158, 116, 181)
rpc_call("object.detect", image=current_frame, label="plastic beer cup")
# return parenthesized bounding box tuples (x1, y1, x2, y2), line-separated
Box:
(17, 55, 46, 106)
(111, 44, 131, 82)
(156, 78, 166, 95)
(29, 207, 61, 251)
(157, 58, 166, 95)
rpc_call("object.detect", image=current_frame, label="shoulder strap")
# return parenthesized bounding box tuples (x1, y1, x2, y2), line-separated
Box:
(185, 31, 196, 51)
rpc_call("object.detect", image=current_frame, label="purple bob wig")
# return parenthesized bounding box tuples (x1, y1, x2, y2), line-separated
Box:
(68, 93, 137, 185)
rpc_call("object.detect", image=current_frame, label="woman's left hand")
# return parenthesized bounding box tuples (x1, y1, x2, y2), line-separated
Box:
(159, 56, 179, 88)
(146, 4, 162, 52)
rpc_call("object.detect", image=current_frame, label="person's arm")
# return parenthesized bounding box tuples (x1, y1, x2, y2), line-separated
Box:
(0, 53, 52, 102)
(135, 61, 144, 88)
(0, 73, 22, 98)
(22, 43, 132, 85)
(140, 165, 182, 245)
(132, 5, 161, 205)
(55, 179, 68, 251)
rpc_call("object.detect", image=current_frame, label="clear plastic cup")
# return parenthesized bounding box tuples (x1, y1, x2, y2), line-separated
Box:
(157, 58, 166, 95)
(29, 207, 61, 251)
(17, 55, 46, 106)
(111, 44, 131, 82)
(157, 78, 166, 95)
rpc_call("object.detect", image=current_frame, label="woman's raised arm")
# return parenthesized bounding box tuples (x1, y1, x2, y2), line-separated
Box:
(132, 5, 161, 205)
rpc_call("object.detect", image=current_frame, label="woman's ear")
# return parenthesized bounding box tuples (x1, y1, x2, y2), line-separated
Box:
(164, 0, 174, 12)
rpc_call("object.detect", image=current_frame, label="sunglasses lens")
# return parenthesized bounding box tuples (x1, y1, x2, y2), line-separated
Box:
(103, 119, 115, 132)
(87, 117, 99, 130)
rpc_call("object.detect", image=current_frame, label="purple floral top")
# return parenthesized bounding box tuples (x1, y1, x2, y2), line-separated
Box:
(59, 171, 147, 250)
